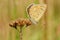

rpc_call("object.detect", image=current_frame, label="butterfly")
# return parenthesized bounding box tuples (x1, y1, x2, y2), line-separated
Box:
(26, 3, 47, 24)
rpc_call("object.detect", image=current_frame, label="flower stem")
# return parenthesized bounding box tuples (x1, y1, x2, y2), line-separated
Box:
(20, 27, 23, 40)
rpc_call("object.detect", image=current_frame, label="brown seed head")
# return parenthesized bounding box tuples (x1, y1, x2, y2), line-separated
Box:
(9, 18, 32, 28)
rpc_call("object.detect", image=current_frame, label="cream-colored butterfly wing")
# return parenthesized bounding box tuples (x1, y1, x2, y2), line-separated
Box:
(27, 4, 47, 24)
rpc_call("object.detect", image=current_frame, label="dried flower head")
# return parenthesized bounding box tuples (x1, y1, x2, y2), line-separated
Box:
(9, 18, 32, 29)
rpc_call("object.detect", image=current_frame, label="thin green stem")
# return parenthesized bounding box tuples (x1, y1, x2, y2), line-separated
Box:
(20, 27, 23, 40)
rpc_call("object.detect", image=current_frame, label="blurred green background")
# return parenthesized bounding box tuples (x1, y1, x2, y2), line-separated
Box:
(0, 0, 60, 40)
